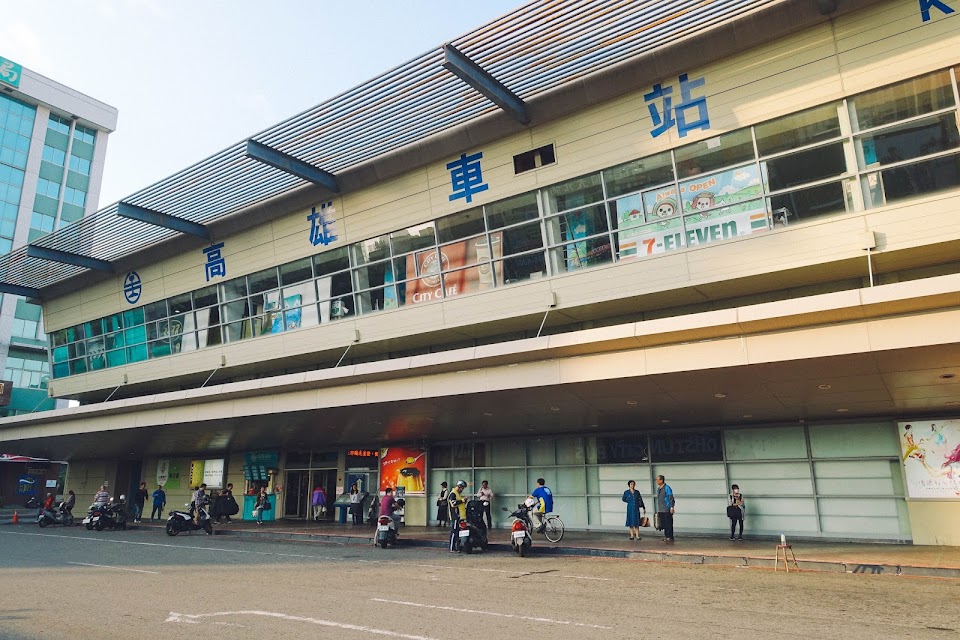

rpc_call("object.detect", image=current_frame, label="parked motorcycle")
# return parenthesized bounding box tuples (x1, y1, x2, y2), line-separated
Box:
(502, 502, 533, 557)
(37, 501, 74, 528)
(456, 499, 489, 554)
(95, 497, 128, 531)
(82, 503, 110, 530)
(374, 498, 404, 548)
(166, 501, 212, 536)
(24, 496, 40, 509)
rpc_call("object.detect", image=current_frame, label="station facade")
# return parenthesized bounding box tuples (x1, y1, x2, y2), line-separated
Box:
(1, 0, 959, 544)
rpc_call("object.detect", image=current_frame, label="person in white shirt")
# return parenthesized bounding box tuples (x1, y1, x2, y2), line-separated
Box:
(475, 480, 494, 529)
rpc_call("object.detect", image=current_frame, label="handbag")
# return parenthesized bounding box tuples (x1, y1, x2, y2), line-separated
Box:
(653, 512, 662, 531)
(261, 500, 272, 511)
(726, 505, 740, 519)
(640, 516, 651, 528)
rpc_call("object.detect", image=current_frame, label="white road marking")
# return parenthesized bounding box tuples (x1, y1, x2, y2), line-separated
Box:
(166, 610, 439, 639)
(371, 598, 614, 630)
(68, 561, 159, 574)
(561, 574, 613, 581)
(359, 558, 515, 574)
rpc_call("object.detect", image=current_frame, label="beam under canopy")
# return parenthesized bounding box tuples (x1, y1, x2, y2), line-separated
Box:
(26, 245, 113, 273)
(0, 282, 40, 298)
(442, 43, 530, 125)
(245, 140, 339, 193)
(117, 202, 210, 241)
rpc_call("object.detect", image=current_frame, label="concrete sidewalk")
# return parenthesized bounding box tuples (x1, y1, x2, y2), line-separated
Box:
(4, 510, 959, 579)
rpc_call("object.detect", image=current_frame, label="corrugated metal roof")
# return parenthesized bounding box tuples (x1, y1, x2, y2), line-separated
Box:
(1, 0, 780, 292)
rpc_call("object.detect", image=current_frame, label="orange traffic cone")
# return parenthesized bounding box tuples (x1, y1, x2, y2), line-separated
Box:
(12, 510, 18, 524)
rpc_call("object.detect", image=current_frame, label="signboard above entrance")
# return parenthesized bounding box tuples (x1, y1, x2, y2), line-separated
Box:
(0, 57, 22, 88)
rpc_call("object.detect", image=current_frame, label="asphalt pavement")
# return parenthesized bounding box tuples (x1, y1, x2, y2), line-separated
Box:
(1, 526, 958, 640)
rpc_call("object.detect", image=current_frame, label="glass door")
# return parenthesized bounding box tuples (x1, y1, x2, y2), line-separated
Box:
(284, 470, 309, 518)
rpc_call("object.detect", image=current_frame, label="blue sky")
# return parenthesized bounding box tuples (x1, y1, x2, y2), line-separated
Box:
(2, 0, 523, 207)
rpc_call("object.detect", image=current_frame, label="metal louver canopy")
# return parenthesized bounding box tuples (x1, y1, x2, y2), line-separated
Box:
(0, 0, 783, 296)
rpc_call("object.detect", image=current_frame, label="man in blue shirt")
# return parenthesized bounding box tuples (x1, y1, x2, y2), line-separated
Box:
(151, 485, 166, 522)
(528, 478, 553, 532)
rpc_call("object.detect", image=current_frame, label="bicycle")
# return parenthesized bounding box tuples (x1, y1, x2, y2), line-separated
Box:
(535, 512, 564, 543)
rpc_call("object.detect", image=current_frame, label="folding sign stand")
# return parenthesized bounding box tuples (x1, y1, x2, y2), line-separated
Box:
(775, 543, 800, 572)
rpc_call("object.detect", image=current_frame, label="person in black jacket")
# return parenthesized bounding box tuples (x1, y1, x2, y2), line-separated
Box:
(134, 482, 148, 523)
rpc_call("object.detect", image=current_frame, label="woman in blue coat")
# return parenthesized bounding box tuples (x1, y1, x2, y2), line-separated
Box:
(622, 480, 646, 540)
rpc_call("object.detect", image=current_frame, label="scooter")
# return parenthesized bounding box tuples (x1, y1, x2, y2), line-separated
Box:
(38, 501, 74, 528)
(82, 503, 110, 530)
(95, 497, 128, 531)
(166, 501, 212, 536)
(24, 496, 40, 509)
(502, 501, 534, 557)
(457, 499, 489, 554)
(374, 498, 404, 548)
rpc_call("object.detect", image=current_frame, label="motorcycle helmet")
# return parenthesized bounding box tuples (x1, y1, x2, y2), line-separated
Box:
(118, 494, 126, 502)
(456, 480, 467, 489)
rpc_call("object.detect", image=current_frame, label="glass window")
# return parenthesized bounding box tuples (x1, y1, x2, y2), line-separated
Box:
(603, 151, 675, 198)
(351, 234, 390, 265)
(193, 285, 218, 309)
(857, 112, 960, 170)
(499, 220, 543, 256)
(122, 308, 144, 328)
(353, 260, 393, 290)
(437, 208, 485, 243)
(764, 142, 847, 191)
(169, 293, 193, 315)
(219, 277, 247, 301)
(770, 181, 847, 223)
(850, 70, 955, 131)
(550, 236, 613, 273)
(279, 257, 312, 286)
(485, 192, 539, 229)
(544, 204, 609, 246)
(391, 223, 436, 255)
(247, 267, 279, 295)
(542, 174, 604, 214)
(143, 300, 168, 322)
(675, 129, 754, 177)
(755, 103, 842, 156)
(355, 285, 397, 314)
(864, 154, 960, 207)
(315, 246, 350, 276)
(495, 251, 546, 284)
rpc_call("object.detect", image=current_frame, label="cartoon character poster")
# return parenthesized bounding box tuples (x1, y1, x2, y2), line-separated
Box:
(899, 420, 960, 498)
(379, 447, 426, 495)
(618, 164, 769, 259)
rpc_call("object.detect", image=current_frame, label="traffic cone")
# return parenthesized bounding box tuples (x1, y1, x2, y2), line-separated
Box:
(12, 510, 18, 524)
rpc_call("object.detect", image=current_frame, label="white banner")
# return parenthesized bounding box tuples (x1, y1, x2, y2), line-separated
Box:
(899, 420, 960, 498)
(203, 459, 225, 488)
(156, 459, 170, 486)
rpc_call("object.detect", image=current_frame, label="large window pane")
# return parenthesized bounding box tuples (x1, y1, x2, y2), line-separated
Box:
(550, 236, 613, 273)
(675, 129, 754, 177)
(864, 154, 960, 206)
(769, 181, 846, 224)
(850, 70, 955, 131)
(603, 151, 675, 198)
(315, 246, 350, 276)
(500, 220, 543, 256)
(437, 207, 485, 244)
(755, 103, 842, 156)
(542, 174, 603, 214)
(390, 222, 436, 254)
(353, 260, 393, 290)
(351, 234, 390, 265)
(280, 257, 313, 286)
(219, 277, 247, 301)
(495, 251, 546, 284)
(857, 112, 960, 170)
(355, 285, 397, 314)
(764, 142, 847, 191)
(248, 267, 279, 295)
(485, 192, 539, 229)
(544, 204, 609, 246)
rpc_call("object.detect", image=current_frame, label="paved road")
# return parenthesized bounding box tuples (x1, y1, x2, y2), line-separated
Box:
(0, 527, 957, 640)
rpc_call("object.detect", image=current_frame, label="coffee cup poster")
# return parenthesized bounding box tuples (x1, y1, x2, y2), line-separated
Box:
(379, 447, 426, 495)
(899, 420, 960, 498)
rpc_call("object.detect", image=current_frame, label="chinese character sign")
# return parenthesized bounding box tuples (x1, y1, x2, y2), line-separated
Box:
(447, 151, 489, 203)
(202, 242, 226, 281)
(123, 271, 142, 304)
(644, 73, 710, 138)
(900, 420, 960, 498)
(0, 56, 22, 88)
(307, 201, 338, 247)
(920, 0, 954, 22)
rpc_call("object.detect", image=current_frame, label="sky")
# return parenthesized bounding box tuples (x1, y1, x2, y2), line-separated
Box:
(2, 0, 523, 208)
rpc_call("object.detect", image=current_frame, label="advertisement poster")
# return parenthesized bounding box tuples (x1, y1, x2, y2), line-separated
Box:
(189, 460, 205, 488)
(156, 459, 170, 486)
(203, 459, 225, 488)
(404, 233, 503, 304)
(379, 447, 426, 495)
(899, 420, 960, 498)
(618, 165, 768, 259)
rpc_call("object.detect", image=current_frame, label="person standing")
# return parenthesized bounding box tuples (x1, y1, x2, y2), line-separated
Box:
(655, 474, 675, 543)
(254, 486, 269, 525)
(312, 485, 327, 522)
(349, 484, 362, 525)
(621, 480, 646, 540)
(447, 480, 467, 552)
(150, 485, 166, 521)
(476, 480, 493, 530)
(219, 483, 236, 524)
(193, 484, 208, 525)
(93, 485, 111, 507)
(728, 484, 745, 540)
(436, 482, 449, 528)
(134, 482, 148, 523)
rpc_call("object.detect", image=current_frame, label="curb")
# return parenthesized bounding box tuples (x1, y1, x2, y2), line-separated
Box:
(5, 519, 959, 579)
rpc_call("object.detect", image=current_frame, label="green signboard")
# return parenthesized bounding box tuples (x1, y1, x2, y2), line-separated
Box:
(0, 56, 22, 88)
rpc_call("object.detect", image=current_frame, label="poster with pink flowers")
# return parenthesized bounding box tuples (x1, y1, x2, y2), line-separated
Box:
(899, 420, 960, 498)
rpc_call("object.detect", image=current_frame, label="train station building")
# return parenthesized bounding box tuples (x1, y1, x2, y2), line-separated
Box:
(1, 0, 959, 544)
